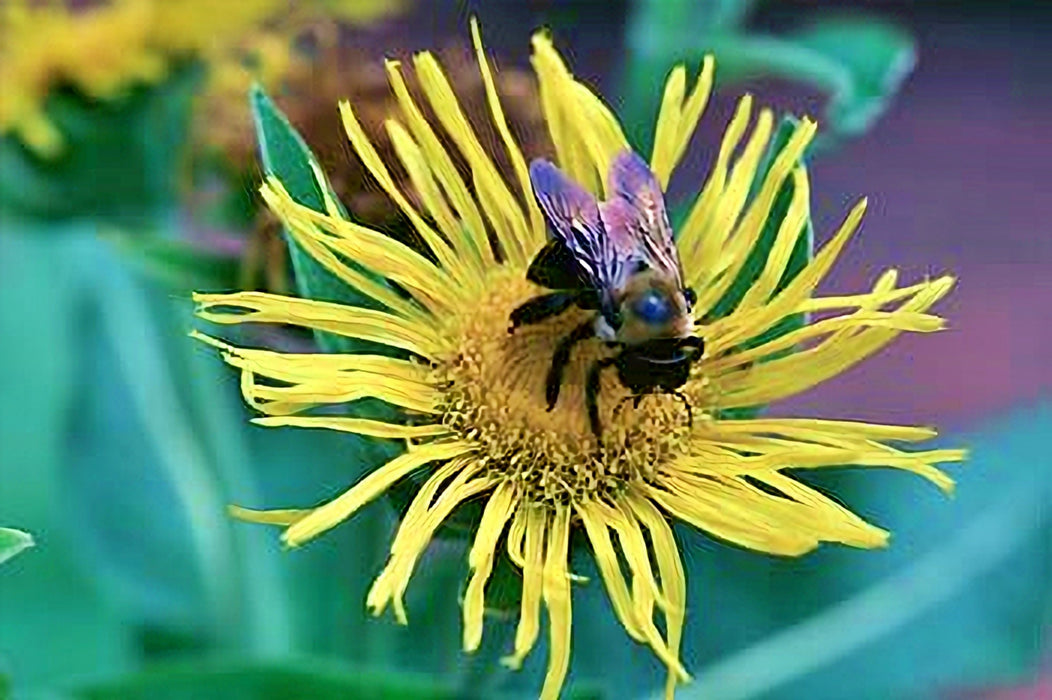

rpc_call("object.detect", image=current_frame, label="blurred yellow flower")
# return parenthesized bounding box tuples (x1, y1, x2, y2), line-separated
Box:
(195, 19, 966, 700)
(0, 0, 403, 157)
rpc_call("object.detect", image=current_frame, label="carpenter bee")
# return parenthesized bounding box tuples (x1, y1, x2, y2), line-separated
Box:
(509, 149, 704, 437)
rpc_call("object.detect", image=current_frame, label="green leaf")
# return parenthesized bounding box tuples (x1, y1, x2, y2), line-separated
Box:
(0, 221, 135, 686)
(621, 5, 914, 154)
(791, 16, 916, 143)
(0, 529, 33, 566)
(106, 229, 242, 293)
(0, 64, 201, 226)
(249, 84, 391, 355)
(71, 658, 459, 700)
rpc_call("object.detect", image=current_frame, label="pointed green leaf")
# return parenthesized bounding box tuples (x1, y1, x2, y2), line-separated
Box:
(0, 528, 33, 566)
(250, 85, 394, 355)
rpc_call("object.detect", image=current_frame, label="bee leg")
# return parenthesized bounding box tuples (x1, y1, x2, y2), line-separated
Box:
(678, 335, 705, 355)
(585, 356, 618, 438)
(509, 292, 579, 332)
(546, 319, 595, 410)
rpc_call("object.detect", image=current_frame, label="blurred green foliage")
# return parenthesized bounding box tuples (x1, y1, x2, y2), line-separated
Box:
(0, 66, 201, 227)
(623, 0, 915, 154)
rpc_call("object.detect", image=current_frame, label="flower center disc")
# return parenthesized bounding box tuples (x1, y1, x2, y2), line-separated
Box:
(436, 269, 697, 504)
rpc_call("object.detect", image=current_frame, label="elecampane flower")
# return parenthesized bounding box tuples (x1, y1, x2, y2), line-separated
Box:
(195, 20, 966, 700)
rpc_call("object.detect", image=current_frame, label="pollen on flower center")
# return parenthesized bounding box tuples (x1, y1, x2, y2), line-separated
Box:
(433, 268, 699, 505)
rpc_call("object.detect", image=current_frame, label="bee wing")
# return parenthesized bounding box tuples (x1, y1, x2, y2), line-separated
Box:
(604, 149, 683, 286)
(529, 158, 628, 296)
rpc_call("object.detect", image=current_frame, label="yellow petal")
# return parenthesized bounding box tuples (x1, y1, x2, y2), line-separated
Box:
(628, 493, 691, 699)
(384, 58, 493, 267)
(736, 166, 811, 310)
(384, 118, 484, 285)
(281, 441, 476, 547)
(503, 506, 546, 670)
(694, 115, 812, 315)
(411, 50, 532, 268)
(463, 481, 519, 651)
(337, 100, 467, 283)
(678, 94, 753, 279)
(193, 291, 441, 359)
(648, 478, 820, 556)
(651, 55, 714, 189)
(228, 505, 311, 526)
(539, 505, 573, 700)
(261, 175, 458, 315)
(470, 17, 546, 253)
(251, 416, 450, 440)
(369, 464, 492, 624)
(718, 275, 956, 406)
(577, 501, 645, 642)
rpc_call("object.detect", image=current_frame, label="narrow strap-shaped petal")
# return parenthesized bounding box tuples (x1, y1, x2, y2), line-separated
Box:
(718, 275, 956, 406)
(604, 501, 691, 681)
(539, 505, 573, 700)
(735, 167, 811, 310)
(647, 478, 821, 556)
(194, 291, 441, 359)
(678, 94, 753, 279)
(251, 416, 450, 440)
(702, 197, 869, 355)
(503, 506, 547, 670)
(470, 17, 546, 253)
(338, 100, 468, 283)
(383, 59, 493, 268)
(412, 50, 533, 269)
(693, 116, 813, 316)
(282, 441, 476, 547)
(577, 501, 646, 642)
(627, 492, 690, 700)
(651, 56, 714, 189)
(704, 306, 946, 375)
(261, 175, 458, 316)
(463, 481, 519, 651)
(385, 119, 485, 286)
(369, 464, 492, 623)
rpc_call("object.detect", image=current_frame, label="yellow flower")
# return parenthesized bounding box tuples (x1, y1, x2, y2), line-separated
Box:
(194, 19, 966, 700)
(0, 0, 401, 157)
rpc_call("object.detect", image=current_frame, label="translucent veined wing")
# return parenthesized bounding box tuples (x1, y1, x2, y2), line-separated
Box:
(602, 149, 683, 286)
(528, 159, 631, 297)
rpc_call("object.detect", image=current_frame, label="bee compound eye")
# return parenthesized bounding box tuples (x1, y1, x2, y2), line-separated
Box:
(683, 288, 697, 308)
(632, 290, 673, 325)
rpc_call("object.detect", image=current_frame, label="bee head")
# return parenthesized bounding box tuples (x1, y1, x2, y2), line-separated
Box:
(614, 272, 694, 344)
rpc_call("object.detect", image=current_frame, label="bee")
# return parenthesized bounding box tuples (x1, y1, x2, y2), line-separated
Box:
(509, 149, 704, 438)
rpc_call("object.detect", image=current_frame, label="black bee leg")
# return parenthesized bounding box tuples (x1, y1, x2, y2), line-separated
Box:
(546, 319, 595, 410)
(632, 393, 646, 409)
(678, 335, 705, 354)
(668, 390, 694, 428)
(585, 356, 618, 438)
(509, 292, 579, 332)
